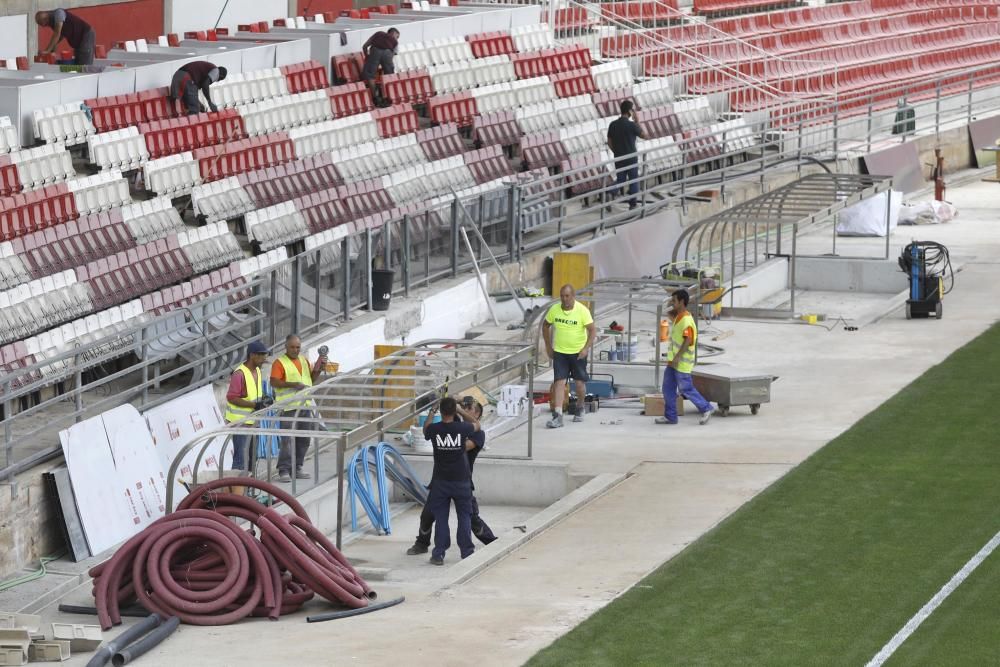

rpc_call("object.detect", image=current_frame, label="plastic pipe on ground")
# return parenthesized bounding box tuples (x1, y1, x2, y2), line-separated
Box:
(306, 596, 405, 623)
(85, 613, 163, 667)
(111, 616, 180, 666)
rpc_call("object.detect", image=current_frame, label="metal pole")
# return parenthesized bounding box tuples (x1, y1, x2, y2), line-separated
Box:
(459, 226, 500, 326)
(313, 249, 321, 326)
(291, 256, 301, 334)
(654, 303, 662, 390)
(884, 188, 891, 260)
(450, 200, 460, 277)
(402, 216, 411, 297)
(526, 355, 535, 459)
(335, 438, 345, 549)
(341, 237, 350, 320)
(790, 224, 798, 315)
(365, 229, 373, 312)
(268, 270, 278, 346)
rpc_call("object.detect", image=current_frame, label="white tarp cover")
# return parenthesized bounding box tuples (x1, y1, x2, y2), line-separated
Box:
(836, 190, 903, 237)
(898, 200, 958, 225)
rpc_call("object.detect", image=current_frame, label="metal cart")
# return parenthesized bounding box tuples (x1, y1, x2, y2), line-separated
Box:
(691, 365, 777, 416)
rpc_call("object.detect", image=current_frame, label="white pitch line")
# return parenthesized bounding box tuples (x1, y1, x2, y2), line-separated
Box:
(866, 529, 1000, 667)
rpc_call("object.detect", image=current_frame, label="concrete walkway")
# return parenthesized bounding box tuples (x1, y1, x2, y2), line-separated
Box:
(22, 173, 1000, 666)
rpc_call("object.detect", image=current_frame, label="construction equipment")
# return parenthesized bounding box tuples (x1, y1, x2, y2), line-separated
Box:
(898, 241, 953, 320)
(691, 365, 777, 417)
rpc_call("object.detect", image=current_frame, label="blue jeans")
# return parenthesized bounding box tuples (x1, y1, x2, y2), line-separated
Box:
(662, 366, 713, 422)
(615, 160, 639, 207)
(425, 478, 474, 560)
(231, 433, 251, 470)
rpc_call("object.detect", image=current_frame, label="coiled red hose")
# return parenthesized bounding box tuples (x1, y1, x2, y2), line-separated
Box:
(89, 477, 372, 630)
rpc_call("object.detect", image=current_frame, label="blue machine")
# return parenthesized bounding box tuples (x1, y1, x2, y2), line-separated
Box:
(898, 241, 952, 320)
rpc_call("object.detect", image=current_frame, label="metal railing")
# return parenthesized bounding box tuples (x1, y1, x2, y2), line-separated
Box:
(3, 34, 1000, 486)
(165, 339, 537, 548)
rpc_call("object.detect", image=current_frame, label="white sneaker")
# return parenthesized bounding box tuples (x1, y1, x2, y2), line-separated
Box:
(572, 412, 583, 423)
(699, 410, 712, 425)
(545, 412, 564, 429)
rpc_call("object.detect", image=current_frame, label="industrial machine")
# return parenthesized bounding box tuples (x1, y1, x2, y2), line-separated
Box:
(898, 241, 953, 320)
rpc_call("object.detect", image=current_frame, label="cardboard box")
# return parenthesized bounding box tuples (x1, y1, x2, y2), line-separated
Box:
(643, 394, 685, 418)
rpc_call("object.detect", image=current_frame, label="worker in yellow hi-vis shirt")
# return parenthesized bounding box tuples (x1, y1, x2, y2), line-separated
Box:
(656, 289, 714, 426)
(542, 284, 596, 429)
(270, 334, 328, 483)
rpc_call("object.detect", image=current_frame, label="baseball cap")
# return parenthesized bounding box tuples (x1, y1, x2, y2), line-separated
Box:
(247, 340, 269, 355)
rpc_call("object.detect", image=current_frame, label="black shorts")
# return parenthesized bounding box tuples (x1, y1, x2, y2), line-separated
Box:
(552, 351, 589, 382)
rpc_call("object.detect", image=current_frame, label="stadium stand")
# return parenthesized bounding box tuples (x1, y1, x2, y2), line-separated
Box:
(2, 0, 1000, 492)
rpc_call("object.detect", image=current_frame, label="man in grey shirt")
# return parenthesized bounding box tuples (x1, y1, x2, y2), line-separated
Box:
(35, 9, 96, 66)
(169, 61, 229, 116)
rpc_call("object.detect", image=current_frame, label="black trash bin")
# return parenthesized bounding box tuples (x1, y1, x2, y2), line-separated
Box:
(371, 269, 395, 311)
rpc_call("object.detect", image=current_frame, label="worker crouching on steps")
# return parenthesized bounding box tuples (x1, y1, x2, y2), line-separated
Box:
(656, 289, 714, 426)
(420, 396, 482, 565)
(407, 398, 496, 556)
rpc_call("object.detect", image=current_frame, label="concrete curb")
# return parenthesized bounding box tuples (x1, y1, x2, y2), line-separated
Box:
(434, 471, 631, 591)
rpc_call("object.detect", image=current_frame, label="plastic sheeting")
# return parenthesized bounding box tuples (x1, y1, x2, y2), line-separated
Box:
(836, 190, 903, 237)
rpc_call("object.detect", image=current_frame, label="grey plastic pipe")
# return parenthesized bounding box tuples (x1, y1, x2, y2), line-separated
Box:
(85, 613, 162, 667)
(111, 616, 180, 666)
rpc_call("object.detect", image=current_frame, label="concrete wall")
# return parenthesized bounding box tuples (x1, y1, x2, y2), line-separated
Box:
(794, 258, 908, 294)
(309, 276, 494, 373)
(1, 462, 65, 581)
(391, 458, 572, 507)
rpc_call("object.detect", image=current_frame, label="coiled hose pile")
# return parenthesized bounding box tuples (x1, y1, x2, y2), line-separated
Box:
(89, 477, 374, 631)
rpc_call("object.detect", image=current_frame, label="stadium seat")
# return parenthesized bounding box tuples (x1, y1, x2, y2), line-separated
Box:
(463, 145, 514, 184)
(428, 92, 478, 127)
(0, 117, 19, 154)
(466, 31, 517, 58)
(120, 197, 187, 244)
(372, 104, 420, 138)
(472, 110, 521, 148)
(88, 127, 151, 171)
(328, 82, 375, 116)
(521, 131, 570, 170)
(416, 124, 466, 161)
(551, 69, 598, 98)
(9, 145, 75, 189)
(67, 171, 131, 214)
(32, 103, 96, 146)
(244, 201, 310, 250)
(591, 61, 634, 92)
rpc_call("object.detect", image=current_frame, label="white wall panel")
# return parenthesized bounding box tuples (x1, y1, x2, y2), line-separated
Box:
(59, 74, 99, 104)
(0, 15, 28, 61)
(97, 67, 138, 97)
(167, 0, 287, 36)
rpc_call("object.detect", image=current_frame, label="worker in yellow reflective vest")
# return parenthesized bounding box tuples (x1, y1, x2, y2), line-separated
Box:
(656, 289, 714, 425)
(269, 334, 328, 483)
(225, 340, 271, 470)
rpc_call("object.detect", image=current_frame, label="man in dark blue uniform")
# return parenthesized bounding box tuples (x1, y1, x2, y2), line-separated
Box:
(418, 396, 481, 565)
(407, 398, 496, 556)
